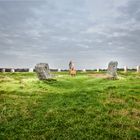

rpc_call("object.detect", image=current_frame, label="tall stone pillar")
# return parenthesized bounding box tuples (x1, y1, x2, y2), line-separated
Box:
(82, 69, 86, 72)
(11, 68, 15, 72)
(137, 65, 140, 73)
(107, 61, 118, 79)
(2, 68, 5, 72)
(97, 68, 99, 72)
(29, 68, 34, 72)
(58, 69, 61, 72)
(124, 66, 127, 73)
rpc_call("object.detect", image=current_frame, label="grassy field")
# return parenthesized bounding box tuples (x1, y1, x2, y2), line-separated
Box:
(0, 71, 140, 140)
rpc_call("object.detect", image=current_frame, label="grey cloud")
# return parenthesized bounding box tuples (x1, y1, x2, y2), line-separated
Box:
(0, 0, 139, 69)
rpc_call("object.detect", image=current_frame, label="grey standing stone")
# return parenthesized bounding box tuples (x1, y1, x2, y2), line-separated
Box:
(137, 65, 140, 73)
(11, 68, 15, 72)
(2, 68, 5, 72)
(82, 69, 86, 72)
(107, 61, 118, 79)
(29, 68, 34, 72)
(35, 63, 52, 80)
(124, 66, 127, 73)
(58, 68, 61, 72)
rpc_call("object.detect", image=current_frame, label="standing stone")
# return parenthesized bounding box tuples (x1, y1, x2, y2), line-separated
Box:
(2, 68, 5, 72)
(29, 68, 34, 72)
(137, 65, 140, 73)
(82, 69, 86, 72)
(11, 68, 15, 72)
(124, 66, 127, 73)
(107, 61, 118, 79)
(35, 63, 52, 80)
(97, 68, 100, 72)
(58, 68, 61, 72)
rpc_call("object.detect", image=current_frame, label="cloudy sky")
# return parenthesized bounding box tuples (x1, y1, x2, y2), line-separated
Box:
(0, 0, 140, 69)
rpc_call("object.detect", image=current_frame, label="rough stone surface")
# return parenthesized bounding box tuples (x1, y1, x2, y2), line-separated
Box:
(137, 65, 140, 73)
(2, 68, 5, 72)
(11, 68, 15, 72)
(97, 68, 100, 72)
(107, 61, 118, 79)
(58, 68, 61, 72)
(82, 69, 86, 72)
(29, 68, 34, 72)
(35, 63, 52, 80)
(124, 66, 127, 72)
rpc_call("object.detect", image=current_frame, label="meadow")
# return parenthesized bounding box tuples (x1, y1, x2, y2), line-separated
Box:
(0, 71, 140, 140)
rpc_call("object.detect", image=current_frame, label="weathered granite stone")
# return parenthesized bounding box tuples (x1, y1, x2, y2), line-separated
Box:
(97, 68, 100, 72)
(107, 61, 118, 79)
(82, 69, 86, 72)
(2, 68, 5, 72)
(11, 68, 15, 72)
(137, 65, 140, 73)
(124, 66, 127, 72)
(58, 68, 61, 72)
(29, 68, 34, 72)
(35, 63, 52, 80)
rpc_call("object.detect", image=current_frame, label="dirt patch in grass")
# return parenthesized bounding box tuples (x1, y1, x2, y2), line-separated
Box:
(104, 97, 125, 104)
(109, 98, 125, 103)
(89, 74, 124, 80)
(109, 109, 129, 116)
(89, 74, 108, 78)
(0, 77, 13, 83)
(109, 108, 140, 119)
(1, 94, 20, 99)
(129, 108, 140, 119)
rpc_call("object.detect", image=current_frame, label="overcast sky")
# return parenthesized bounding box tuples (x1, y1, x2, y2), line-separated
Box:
(0, 0, 140, 69)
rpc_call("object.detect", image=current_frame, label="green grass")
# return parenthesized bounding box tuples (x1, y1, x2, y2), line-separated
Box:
(0, 71, 140, 140)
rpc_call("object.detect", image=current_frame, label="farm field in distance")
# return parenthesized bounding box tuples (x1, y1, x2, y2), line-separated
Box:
(0, 71, 140, 140)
